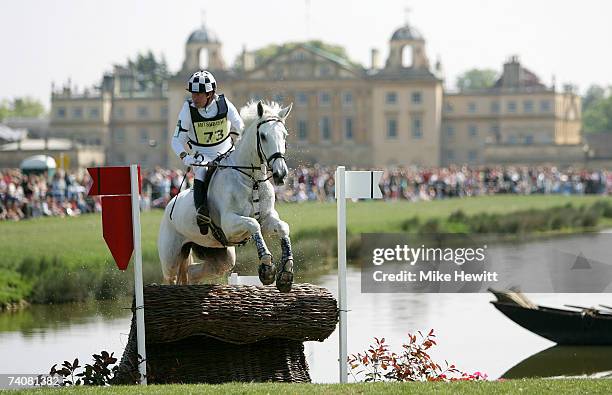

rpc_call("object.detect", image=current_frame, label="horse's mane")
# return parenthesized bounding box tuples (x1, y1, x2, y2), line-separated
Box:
(239, 101, 284, 127)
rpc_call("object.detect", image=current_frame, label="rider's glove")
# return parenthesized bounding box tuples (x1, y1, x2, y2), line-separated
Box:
(182, 155, 199, 167)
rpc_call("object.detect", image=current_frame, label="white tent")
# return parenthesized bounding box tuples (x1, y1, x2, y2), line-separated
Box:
(19, 155, 57, 171)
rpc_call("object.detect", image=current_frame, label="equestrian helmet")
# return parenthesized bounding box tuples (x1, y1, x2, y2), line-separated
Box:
(187, 70, 217, 93)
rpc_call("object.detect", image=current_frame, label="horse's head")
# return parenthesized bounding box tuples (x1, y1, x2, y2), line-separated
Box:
(254, 101, 292, 185)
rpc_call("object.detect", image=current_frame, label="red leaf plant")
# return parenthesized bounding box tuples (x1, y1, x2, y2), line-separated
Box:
(347, 329, 487, 382)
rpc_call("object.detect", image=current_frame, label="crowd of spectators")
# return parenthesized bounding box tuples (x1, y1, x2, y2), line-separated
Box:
(1, 165, 611, 221)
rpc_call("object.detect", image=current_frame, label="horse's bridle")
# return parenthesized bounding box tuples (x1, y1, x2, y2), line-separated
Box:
(256, 117, 287, 169)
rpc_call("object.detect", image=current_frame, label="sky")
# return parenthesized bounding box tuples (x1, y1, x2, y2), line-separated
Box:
(1, 0, 611, 108)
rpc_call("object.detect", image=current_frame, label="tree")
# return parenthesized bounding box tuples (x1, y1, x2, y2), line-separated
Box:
(583, 95, 612, 133)
(0, 97, 46, 121)
(456, 69, 498, 91)
(583, 85, 607, 112)
(127, 50, 169, 89)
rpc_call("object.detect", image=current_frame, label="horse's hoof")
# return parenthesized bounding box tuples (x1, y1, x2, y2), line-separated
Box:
(276, 259, 294, 293)
(258, 255, 276, 285)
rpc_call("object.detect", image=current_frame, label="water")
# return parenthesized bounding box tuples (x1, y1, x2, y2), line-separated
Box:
(1, 234, 612, 382)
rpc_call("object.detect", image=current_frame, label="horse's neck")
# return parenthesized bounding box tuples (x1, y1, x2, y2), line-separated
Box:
(231, 124, 259, 167)
(221, 125, 266, 184)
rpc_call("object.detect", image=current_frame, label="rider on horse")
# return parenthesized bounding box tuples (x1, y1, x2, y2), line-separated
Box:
(171, 70, 245, 235)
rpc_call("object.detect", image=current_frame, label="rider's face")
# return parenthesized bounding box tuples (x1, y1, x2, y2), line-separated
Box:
(192, 91, 213, 108)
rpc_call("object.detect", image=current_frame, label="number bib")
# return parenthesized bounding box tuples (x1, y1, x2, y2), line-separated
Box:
(194, 118, 229, 146)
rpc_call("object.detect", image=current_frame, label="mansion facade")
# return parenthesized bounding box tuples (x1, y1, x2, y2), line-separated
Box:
(49, 22, 583, 169)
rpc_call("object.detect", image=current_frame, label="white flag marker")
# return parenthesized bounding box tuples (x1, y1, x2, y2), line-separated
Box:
(336, 167, 383, 383)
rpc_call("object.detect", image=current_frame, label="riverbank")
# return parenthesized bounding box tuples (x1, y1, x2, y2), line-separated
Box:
(2, 195, 612, 308)
(13, 379, 612, 394)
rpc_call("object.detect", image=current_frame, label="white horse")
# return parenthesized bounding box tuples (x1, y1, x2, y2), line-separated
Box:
(158, 101, 294, 292)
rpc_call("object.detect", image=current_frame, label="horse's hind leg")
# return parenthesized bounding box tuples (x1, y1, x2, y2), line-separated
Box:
(158, 215, 190, 284)
(188, 247, 236, 283)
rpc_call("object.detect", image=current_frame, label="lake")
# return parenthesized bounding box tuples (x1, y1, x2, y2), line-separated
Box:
(1, 232, 612, 382)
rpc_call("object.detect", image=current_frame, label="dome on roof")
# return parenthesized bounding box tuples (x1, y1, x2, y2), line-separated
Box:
(187, 25, 219, 44)
(391, 24, 424, 41)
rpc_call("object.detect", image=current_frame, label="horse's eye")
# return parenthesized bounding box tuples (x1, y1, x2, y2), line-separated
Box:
(261, 134, 267, 141)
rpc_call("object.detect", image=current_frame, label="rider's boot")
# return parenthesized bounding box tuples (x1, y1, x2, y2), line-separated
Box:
(193, 179, 210, 235)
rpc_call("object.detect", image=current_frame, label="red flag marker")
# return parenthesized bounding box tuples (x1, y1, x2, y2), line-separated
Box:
(101, 195, 133, 270)
(87, 166, 141, 196)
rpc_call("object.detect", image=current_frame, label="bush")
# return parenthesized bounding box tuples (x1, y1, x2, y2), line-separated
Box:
(348, 329, 486, 382)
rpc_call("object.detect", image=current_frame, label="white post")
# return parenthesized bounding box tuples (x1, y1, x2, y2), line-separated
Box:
(130, 164, 147, 385)
(336, 166, 348, 383)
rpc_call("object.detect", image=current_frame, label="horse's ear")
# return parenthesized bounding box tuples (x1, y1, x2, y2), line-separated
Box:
(257, 101, 264, 118)
(279, 103, 293, 120)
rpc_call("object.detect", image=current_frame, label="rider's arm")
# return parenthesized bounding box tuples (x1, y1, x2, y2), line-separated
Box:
(171, 102, 191, 158)
(226, 99, 245, 142)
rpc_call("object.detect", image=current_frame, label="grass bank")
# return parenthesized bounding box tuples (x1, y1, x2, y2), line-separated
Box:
(13, 379, 612, 394)
(1, 195, 612, 308)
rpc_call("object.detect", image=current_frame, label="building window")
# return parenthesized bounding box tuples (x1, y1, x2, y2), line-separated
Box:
(386, 92, 397, 104)
(525, 135, 534, 144)
(508, 101, 517, 113)
(138, 106, 149, 118)
(445, 125, 455, 137)
(468, 102, 477, 113)
(115, 128, 125, 143)
(73, 107, 83, 119)
(386, 118, 398, 139)
(412, 117, 423, 139)
(297, 120, 308, 141)
(468, 124, 478, 137)
(161, 106, 168, 118)
(344, 117, 354, 140)
(540, 100, 551, 112)
(114, 106, 124, 118)
(57, 107, 66, 118)
(319, 92, 331, 107)
(296, 92, 308, 106)
(508, 135, 518, 144)
(342, 91, 353, 107)
(89, 108, 99, 119)
(523, 100, 534, 113)
(490, 101, 500, 113)
(468, 150, 478, 162)
(411, 91, 422, 104)
(444, 102, 453, 113)
(320, 117, 331, 141)
(446, 150, 455, 161)
(319, 65, 332, 77)
(139, 128, 149, 144)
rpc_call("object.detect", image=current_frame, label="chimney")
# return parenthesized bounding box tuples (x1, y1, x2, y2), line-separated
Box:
(242, 46, 255, 71)
(371, 48, 381, 70)
(502, 55, 521, 88)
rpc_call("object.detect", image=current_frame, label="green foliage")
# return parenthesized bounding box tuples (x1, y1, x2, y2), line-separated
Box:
(456, 69, 498, 91)
(126, 50, 169, 88)
(583, 85, 608, 112)
(233, 40, 359, 70)
(0, 268, 31, 308)
(0, 97, 46, 121)
(583, 93, 612, 133)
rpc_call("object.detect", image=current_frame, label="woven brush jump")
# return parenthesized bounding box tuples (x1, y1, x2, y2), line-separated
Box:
(114, 283, 338, 384)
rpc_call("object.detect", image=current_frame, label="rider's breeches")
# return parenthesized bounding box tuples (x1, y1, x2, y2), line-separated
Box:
(194, 165, 207, 181)
(192, 150, 214, 181)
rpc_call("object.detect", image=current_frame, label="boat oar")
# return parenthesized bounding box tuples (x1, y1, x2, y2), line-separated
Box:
(564, 304, 598, 311)
(599, 304, 612, 311)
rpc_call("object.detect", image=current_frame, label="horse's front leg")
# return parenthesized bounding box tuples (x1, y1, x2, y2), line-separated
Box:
(220, 213, 276, 285)
(261, 214, 293, 292)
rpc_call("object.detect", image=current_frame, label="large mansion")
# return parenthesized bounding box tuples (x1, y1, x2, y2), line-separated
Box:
(48, 22, 583, 169)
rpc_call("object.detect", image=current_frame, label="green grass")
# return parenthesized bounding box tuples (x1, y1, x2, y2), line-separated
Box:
(11, 379, 612, 394)
(1, 195, 612, 307)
